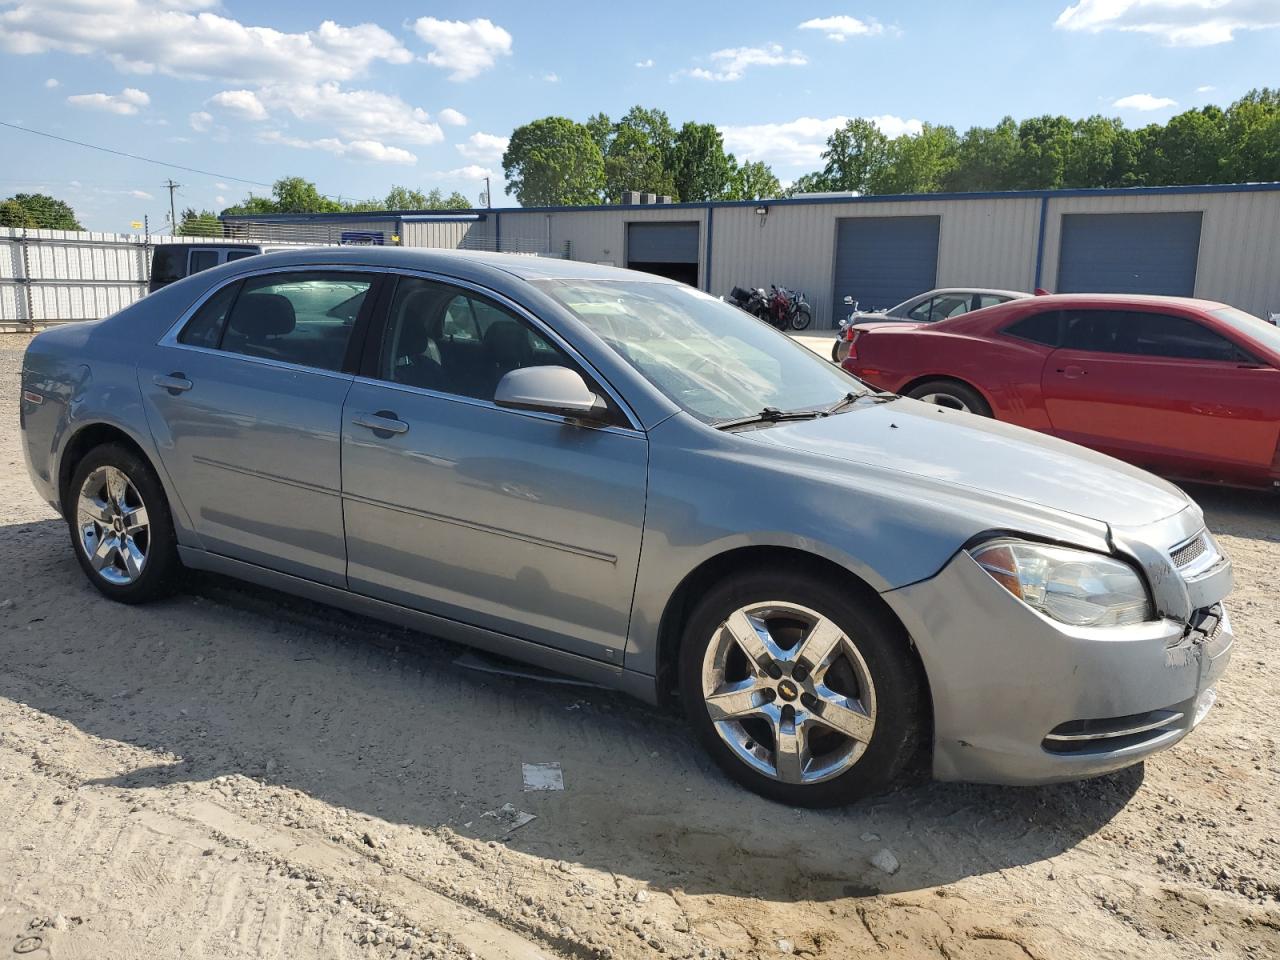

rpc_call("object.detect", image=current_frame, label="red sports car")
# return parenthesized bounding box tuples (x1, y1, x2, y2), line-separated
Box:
(842, 294, 1280, 490)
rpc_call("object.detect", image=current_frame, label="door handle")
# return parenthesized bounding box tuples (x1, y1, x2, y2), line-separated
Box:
(352, 411, 409, 437)
(153, 372, 193, 394)
(1055, 365, 1087, 379)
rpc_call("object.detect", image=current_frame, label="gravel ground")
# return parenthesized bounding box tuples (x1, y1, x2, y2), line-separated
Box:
(2, 332, 1277, 960)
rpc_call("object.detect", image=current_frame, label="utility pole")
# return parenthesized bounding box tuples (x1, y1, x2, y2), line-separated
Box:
(164, 179, 180, 234)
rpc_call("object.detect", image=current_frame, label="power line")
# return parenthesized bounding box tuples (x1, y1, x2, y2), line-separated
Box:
(0, 119, 273, 188)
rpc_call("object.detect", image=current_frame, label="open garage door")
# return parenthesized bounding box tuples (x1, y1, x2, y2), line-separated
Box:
(1057, 212, 1202, 296)
(627, 222, 700, 286)
(833, 216, 940, 317)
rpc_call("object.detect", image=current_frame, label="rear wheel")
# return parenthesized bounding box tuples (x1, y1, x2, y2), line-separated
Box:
(905, 379, 991, 417)
(679, 569, 922, 806)
(68, 443, 181, 604)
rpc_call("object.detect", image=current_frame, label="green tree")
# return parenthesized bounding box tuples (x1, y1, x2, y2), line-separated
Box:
(943, 117, 1022, 192)
(604, 125, 672, 201)
(724, 157, 782, 200)
(585, 112, 613, 156)
(671, 122, 733, 201)
(821, 119, 890, 194)
(177, 207, 222, 237)
(1223, 88, 1280, 182)
(4, 193, 82, 229)
(1144, 108, 1226, 185)
(1014, 115, 1074, 188)
(271, 176, 343, 213)
(783, 171, 838, 196)
(869, 124, 958, 195)
(503, 116, 605, 206)
(0, 198, 36, 228)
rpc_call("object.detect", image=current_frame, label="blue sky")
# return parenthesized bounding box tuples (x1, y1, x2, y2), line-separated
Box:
(2, 0, 1278, 231)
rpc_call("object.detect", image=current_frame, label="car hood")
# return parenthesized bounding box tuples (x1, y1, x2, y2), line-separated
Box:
(741, 397, 1190, 529)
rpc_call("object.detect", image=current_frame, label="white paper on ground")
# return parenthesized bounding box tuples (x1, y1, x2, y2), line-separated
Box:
(522, 762, 564, 791)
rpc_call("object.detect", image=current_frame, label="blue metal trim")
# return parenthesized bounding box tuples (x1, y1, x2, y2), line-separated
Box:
(219, 181, 1280, 222)
(1034, 195, 1049, 289)
(703, 204, 714, 292)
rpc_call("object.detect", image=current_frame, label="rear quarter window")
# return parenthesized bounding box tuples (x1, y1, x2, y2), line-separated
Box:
(1003, 311, 1060, 346)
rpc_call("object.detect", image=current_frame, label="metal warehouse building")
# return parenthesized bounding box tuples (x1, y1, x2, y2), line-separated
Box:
(223, 182, 1280, 327)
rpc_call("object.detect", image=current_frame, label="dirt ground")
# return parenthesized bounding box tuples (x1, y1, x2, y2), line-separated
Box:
(1, 331, 1277, 960)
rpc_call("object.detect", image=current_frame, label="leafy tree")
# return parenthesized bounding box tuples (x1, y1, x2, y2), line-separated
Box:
(0, 199, 36, 228)
(1015, 115, 1074, 189)
(503, 116, 605, 206)
(585, 112, 613, 156)
(821, 119, 890, 194)
(671, 122, 733, 201)
(724, 157, 782, 200)
(942, 117, 1022, 192)
(1222, 88, 1280, 183)
(784, 171, 838, 196)
(605, 125, 674, 201)
(177, 207, 222, 237)
(869, 124, 958, 195)
(3, 193, 82, 229)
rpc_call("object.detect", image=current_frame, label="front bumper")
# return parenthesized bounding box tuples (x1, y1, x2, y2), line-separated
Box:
(883, 550, 1233, 786)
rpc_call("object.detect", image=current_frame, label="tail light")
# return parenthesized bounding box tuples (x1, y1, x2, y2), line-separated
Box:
(845, 328, 862, 361)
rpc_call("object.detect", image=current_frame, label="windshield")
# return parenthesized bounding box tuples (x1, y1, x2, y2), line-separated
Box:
(537, 279, 869, 422)
(1211, 306, 1280, 357)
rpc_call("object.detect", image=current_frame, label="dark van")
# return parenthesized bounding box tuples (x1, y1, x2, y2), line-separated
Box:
(148, 244, 265, 293)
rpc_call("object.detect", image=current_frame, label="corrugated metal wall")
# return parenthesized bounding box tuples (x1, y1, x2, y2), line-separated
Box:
(399, 219, 484, 249)
(1041, 190, 1280, 319)
(711, 197, 1040, 327)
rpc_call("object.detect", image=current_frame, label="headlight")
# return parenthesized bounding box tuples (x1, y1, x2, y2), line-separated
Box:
(968, 540, 1153, 627)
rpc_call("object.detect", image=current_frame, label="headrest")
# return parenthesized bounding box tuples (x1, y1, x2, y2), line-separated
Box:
(483, 320, 532, 368)
(231, 293, 295, 337)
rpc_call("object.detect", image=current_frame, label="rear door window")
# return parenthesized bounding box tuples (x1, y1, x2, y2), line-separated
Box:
(1061, 310, 1241, 361)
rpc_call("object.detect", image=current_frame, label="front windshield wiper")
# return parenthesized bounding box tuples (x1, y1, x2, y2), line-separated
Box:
(713, 406, 824, 431)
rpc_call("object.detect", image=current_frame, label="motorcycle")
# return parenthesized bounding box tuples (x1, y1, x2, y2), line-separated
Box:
(728, 284, 812, 331)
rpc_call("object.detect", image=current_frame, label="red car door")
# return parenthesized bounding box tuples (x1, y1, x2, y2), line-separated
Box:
(1041, 308, 1280, 481)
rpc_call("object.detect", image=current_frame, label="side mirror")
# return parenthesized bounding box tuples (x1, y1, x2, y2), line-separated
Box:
(494, 366, 608, 422)
(843, 295, 854, 305)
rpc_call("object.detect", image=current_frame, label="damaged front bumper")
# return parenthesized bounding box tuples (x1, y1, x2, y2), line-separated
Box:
(883, 531, 1233, 786)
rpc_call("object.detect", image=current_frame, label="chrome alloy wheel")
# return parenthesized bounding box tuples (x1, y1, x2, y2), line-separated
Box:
(700, 601, 877, 785)
(917, 391, 972, 412)
(77, 465, 150, 586)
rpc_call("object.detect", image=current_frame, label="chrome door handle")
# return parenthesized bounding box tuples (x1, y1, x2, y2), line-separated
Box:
(153, 373, 193, 394)
(352, 412, 409, 436)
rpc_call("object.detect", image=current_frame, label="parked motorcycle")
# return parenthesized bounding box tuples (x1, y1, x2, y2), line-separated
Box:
(728, 284, 812, 331)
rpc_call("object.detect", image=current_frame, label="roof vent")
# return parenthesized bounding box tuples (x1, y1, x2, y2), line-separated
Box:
(621, 190, 641, 205)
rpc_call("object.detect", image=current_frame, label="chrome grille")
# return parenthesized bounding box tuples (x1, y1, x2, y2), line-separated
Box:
(1171, 533, 1208, 570)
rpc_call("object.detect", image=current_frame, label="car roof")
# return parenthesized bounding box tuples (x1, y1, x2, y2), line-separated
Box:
(1001, 292, 1228, 311)
(923, 287, 1032, 299)
(231, 245, 677, 284)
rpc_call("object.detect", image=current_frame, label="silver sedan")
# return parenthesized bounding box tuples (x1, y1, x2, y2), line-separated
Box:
(832, 287, 1032, 362)
(19, 248, 1232, 806)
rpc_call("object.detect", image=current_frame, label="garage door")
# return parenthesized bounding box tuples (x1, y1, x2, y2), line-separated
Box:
(832, 216, 940, 316)
(627, 222, 700, 286)
(1057, 212, 1202, 296)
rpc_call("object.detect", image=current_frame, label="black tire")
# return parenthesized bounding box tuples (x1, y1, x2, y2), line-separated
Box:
(678, 567, 923, 807)
(904, 379, 992, 417)
(830, 339, 842, 363)
(791, 306, 812, 331)
(66, 443, 182, 604)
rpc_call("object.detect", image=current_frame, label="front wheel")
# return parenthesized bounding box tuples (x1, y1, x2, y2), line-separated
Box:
(679, 569, 923, 806)
(790, 306, 812, 331)
(67, 443, 182, 603)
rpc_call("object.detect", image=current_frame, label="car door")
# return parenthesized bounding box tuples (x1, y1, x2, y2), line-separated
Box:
(1041, 308, 1280, 474)
(139, 268, 380, 587)
(340, 273, 648, 663)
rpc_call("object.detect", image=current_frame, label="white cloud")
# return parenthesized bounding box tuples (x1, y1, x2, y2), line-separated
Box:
(1196, 84, 1216, 92)
(1054, 0, 1280, 46)
(681, 44, 807, 82)
(189, 110, 213, 132)
(215, 195, 226, 205)
(797, 15, 886, 41)
(438, 107, 468, 126)
(67, 87, 149, 115)
(719, 114, 922, 168)
(0, 1, 412, 83)
(1113, 92, 1178, 110)
(543, 72, 559, 82)
(257, 81, 443, 145)
(411, 17, 512, 81)
(428, 164, 494, 180)
(215, 181, 228, 189)
(259, 130, 417, 164)
(208, 88, 268, 120)
(129, 189, 153, 199)
(635, 58, 654, 67)
(456, 131, 509, 163)
(43, 77, 57, 87)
